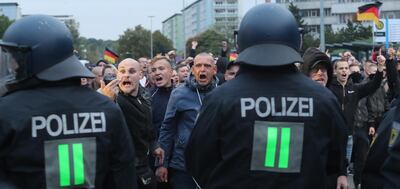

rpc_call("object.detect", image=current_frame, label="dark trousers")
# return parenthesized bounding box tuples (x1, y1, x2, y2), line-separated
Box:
(137, 165, 157, 189)
(169, 168, 197, 189)
(353, 126, 370, 186)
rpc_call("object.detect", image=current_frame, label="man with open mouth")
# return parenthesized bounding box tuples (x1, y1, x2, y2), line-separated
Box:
(147, 56, 174, 189)
(157, 53, 216, 189)
(101, 58, 160, 189)
(329, 56, 385, 188)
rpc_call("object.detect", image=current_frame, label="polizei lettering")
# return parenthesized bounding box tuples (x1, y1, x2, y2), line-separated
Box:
(241, 97, 313, 118)
(31, 112, 106, 138)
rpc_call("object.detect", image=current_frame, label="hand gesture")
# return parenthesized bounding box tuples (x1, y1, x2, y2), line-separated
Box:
(377, 54, 386, 72)
(100, 79, 120, 100)
(336, 175, 348, 189)
(156, 166, 168, 183)
(369, 127, 376, 136)
(191, 41, 198, 49)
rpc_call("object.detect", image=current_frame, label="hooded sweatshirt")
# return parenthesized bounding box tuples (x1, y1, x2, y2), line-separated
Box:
(301, 47, 333, 87)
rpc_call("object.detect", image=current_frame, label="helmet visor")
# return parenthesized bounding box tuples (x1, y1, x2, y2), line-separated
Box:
(0, 45, 30, 87)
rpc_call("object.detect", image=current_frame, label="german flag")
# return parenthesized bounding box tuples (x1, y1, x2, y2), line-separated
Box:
(103, 48, 119, 64)
(229, 53, 238, 62)
(356, 1, 383, 29)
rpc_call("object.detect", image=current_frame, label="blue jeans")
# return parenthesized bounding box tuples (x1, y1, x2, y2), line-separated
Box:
(346, 135, 353, 163)
(169, 168, 198, 189)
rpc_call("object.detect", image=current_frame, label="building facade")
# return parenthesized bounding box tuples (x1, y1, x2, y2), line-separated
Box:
(276, 0, 400, 35)
(0, 2, 21, 20)
(162, 13, 184, 52)
(162, 0, 269, 54)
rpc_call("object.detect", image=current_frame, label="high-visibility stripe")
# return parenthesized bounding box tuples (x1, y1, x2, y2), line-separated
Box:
(265, 127, 278, 167)
(58, 144, 71, 187)
(278, 128, 291, 168)
(73, 143, 85, 185)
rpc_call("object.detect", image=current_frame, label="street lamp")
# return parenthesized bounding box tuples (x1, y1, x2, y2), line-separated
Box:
(149, 16, 154, 58)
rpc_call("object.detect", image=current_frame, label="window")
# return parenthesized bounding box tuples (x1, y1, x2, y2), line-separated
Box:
(215, 9, 225, 13)
(227, 9, 236, 13)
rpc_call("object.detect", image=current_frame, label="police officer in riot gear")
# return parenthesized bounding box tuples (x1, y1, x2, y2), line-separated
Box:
(185, 4, 347, 189)
(0, 15, 137, 188)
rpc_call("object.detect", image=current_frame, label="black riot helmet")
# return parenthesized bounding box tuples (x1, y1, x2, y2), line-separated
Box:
(235, 4, 303, 67)
(0, 15, 93, 94)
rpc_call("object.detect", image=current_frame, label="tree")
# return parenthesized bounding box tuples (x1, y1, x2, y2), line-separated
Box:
(117, 25, 173, 59)
(153, 30, 174, 55)
(0, 15, 13, 39)
(80, 37, 117, 64)
(335, 20, 372, 43)
(185, 29, 227, 57)
(288, 2, 305, 29)
(302, 33, 319, 52)
(65, 19, 83, 57)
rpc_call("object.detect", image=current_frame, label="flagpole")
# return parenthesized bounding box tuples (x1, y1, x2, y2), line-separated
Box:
(372, 21, 375, 50)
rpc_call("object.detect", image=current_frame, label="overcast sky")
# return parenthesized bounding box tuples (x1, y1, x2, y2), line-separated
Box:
(4, 0, 198, 40)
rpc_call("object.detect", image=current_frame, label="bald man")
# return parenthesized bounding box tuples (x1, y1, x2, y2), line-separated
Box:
(156, 53, 217, 189)
(101, 58, 160, 189)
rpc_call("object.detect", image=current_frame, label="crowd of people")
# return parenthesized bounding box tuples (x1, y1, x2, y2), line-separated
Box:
(1, 3, 400, 189)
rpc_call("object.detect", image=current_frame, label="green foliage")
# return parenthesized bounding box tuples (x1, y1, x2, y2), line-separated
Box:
(185, 29, 227, 56)
(153, 30, 174, 56)
(335, 20, 372, 43)
(80, 37, 117, 64)
(303, 34, 320, 51)
(65, 19, 82, 55)
(0, 15, 14, 39)
(117, 25, 173, 59)
(288, 2, 305, 29)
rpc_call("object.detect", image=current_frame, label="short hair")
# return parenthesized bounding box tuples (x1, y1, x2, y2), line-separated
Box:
(101, 64, 114, 76)
(150, 55, 172, 68)
(176, 63, 188, 72)
(334, 59, 349, 69)
(96, 59, 107, 66)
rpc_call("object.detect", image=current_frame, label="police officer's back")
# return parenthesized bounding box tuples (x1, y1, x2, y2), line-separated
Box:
(0, 15, 137, 188)
(185, 4, 347, 189)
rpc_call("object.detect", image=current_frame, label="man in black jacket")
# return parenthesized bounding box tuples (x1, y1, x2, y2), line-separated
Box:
(0, 15, 137, 189)
(328, 57, 384, 181)
(185, 4, 347, 189)
(101, 58, 159, 189)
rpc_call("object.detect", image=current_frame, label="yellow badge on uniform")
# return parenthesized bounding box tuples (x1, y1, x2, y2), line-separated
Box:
(389, 122, 400, 147)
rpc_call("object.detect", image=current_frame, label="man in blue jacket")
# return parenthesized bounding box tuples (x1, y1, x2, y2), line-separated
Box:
(157, 53, 217, 189)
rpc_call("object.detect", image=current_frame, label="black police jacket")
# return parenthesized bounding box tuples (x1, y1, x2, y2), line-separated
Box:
(381, 104, 400, 189)
(0, 83, 137, 189)
(328, 71, 383, 134)
(362, 104, 396, 189)
(185, 65, 348, 189)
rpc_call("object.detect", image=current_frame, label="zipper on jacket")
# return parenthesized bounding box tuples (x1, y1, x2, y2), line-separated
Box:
(342, 85, 345, 111)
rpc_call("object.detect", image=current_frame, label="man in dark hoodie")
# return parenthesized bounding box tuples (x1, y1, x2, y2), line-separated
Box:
(328, 57, 384, 164)
(157, 53, 217, 189)
(302, 47, 333, 87)
(302, 47, 348, 188)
